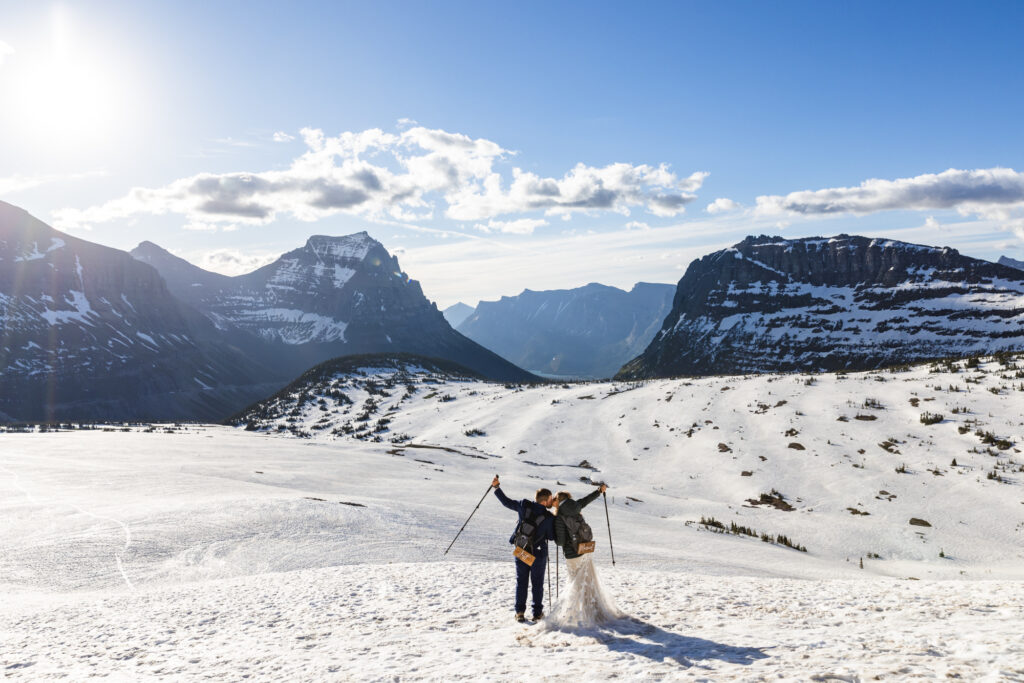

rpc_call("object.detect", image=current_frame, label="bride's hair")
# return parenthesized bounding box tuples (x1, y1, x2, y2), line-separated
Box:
(556, 491, 572, 503)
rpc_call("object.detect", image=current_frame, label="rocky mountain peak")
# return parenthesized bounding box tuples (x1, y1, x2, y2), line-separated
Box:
(131, 229, 535, 383)
(998, 255, 1024, 271)
(302, 232, 380, 262)
(0, 204, 278, 422)
(617, 233, 1024, 379)
(720, 234, 966, 289)
(133, 239, 168, 255)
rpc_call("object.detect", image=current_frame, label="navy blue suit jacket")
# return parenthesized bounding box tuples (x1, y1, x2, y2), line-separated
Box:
(494, 487, 555, 556)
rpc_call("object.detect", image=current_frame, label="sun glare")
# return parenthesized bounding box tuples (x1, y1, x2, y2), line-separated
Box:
(5, 6, 129, 151)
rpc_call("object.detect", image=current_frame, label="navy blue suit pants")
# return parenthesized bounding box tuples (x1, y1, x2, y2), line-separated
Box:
(514, 553, 547, 615)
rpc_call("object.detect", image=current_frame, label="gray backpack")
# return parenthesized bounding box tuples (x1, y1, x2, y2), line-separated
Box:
(561, 510, 594, 549)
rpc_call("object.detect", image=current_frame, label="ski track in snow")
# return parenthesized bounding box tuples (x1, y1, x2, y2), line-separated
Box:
(0, 463, 135, 590)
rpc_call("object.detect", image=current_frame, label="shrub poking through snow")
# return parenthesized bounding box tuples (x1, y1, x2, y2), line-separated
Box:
(699, 516, 807, 552)
(919, 412, 944, 425)
(746, 489, 794, 511)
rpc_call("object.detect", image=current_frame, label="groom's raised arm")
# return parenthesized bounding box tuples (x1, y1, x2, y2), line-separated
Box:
(492, 484, 519, 512)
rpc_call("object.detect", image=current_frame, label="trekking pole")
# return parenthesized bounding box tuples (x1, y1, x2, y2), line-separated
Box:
(555, 550, 559, 597)
(444, 475, 496, 555)
(547, 553, 551, 599)
(603, 491, 616, 566)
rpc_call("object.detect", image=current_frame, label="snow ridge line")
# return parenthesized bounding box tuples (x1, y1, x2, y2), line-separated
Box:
(0, 462, 135, 589)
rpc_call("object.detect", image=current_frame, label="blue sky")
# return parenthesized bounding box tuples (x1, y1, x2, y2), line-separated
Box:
(2, 1, 1024, 306)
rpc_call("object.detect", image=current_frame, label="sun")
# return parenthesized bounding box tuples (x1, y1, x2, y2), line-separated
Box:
(4, 7, 129, 151)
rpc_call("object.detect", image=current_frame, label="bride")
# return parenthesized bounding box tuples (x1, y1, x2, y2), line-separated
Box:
(545, 484, 623, 629)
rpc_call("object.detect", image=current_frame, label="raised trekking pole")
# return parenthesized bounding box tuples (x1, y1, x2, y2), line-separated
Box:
(444, 474, 497, 555)
(603, 490, 616, 566)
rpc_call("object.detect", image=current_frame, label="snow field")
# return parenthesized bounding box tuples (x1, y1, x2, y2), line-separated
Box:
(2, 356, 1024, 680)
(4, 562, 1023, 681)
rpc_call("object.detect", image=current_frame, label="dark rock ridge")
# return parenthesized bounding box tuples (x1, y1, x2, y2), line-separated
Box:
(0, 201, 282, 422)
(618, 234, 1024, 378)
(132, 235, 535, 383)
(998, 255, 1024, 271)
(458, 282, 675, 378)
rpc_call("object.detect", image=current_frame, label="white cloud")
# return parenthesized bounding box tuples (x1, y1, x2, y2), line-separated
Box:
(0, 170, 105, 197)
(625, 221, 651, 231)
(756, 167, 1024, 220)
(925, 216, 940, 229)
(214, 137, 257, 148)
(195, 248, 277, 276)
(0, 40, 13, 67)
(706, 197, 739, 214)
(52, 125, 707, 231)
(473, 218, 549, 234)
(272, 131, 295, 142)
(183, 220, 225, 232)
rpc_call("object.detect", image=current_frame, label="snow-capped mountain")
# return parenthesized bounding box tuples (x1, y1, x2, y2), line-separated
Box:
(0, 201, 280, 422)
(132, 234, 536, 383)
(999, 254, 1024, 271)
(618, 234, 1024, 379)
(457, 282, 675, 378)
(441, 301, 474, 328)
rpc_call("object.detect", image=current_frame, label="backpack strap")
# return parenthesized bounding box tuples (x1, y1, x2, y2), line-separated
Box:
(514, 507, 547, 549)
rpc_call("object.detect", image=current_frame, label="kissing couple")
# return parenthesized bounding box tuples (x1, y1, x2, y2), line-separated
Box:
(492, 475, 622, 627)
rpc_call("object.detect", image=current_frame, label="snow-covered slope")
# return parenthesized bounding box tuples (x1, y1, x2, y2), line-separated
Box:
(458, 282, 675, 379)
(620, 234, 1024, 379)
(3, 353, 1024, 679)
(132, 235, 536, 383)
(0, 201, 280, 422)
(231, 352, 1024, 578)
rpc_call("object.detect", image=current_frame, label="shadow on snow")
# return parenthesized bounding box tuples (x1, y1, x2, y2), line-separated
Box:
(548, 617, 771, 668)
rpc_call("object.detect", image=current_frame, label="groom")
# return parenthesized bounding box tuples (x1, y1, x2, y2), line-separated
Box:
(491, 475, 555, 622)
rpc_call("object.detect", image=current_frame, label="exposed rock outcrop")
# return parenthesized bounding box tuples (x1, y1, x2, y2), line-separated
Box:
(618, 234, 1024, 378)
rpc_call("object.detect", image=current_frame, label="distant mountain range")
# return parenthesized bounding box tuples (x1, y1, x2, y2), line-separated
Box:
(5, 195, 1023, 420)
(0, 201, 279, 422)
(442, 302, 475, 328)
(619, 234, 1024, 378)
(457, 282, 675, 378)
(0, 201, 534, 422)
(132, 234, 534, 386)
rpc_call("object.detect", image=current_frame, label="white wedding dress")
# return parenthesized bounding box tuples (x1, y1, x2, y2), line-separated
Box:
(544, 554, 623, 629)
